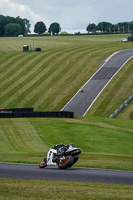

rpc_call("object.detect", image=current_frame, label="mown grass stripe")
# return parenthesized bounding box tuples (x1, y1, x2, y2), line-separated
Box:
(0, 48, 65, 91)
(18, 47, 92, 109)
(1, 47, 90, 108)
(12, 119, 48, 152)
(0, 53, 41, 89)
(0, 127, 16, 153)
(0, 53, 25, 79)
(0, 51, 59, 102)
(0, 119, 48, 153)
(0, 52, 19, 67)
(0, 51, 53, 91)
(0, 51, 64, 107)
(0, 125, 24, 153)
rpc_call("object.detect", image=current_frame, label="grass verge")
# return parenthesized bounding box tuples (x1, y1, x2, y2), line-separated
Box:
(0, 179, 133, 200)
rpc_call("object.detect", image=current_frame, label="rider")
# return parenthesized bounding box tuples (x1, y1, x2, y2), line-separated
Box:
(53, 143, 75, 155)
(80, 87, 84, 92)
(52, 143, 75, 162)
(53, 144, 67, 156)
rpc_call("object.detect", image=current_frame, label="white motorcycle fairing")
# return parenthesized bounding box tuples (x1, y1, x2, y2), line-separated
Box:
(65, 147, 81, 153)
(46, 148, 57, 166)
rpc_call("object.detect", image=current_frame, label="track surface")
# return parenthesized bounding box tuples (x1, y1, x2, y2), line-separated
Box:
(0, 163, 133, 185)
(61, 49, 133, 116)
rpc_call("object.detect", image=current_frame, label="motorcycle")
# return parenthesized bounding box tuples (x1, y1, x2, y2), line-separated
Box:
(39, 143, 82, 169)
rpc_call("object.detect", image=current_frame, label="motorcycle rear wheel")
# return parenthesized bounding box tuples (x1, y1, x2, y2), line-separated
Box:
(58, 155, 74, 169)
(39, 157, 47, 168)
(74, 157, 79, 164)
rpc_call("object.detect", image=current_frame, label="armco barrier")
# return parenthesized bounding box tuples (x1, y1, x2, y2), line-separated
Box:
(0, 111, 74, 118)
(110, 95, 133, 118)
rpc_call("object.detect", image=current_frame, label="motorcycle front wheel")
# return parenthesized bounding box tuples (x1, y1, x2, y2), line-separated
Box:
(58, 155, 74, 169)
(39, 157, 47, 168)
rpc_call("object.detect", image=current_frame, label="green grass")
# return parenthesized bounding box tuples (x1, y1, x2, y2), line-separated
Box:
(129, 111, 133, 120)
(0, 179, 133, 200)
(0, 35, 133, 168)
(0, 117, 133, 171)
(0, 35, 133, 198)
(0, 34, 132, 119)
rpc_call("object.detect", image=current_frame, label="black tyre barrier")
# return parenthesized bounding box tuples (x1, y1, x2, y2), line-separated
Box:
(0, 108, 33, 113)
(128, 37, 133, 41)
(34, 48, 41, 51)
(0, 111, 74, 118)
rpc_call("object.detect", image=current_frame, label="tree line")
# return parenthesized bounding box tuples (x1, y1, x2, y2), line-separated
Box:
(86, 21, 133, 34)
(0, 14, 133, 36)
(32, 21, 133, 35)
(0, 14, 61, 36)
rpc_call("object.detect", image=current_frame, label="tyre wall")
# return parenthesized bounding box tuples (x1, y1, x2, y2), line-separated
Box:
(0, 108, 74, 118)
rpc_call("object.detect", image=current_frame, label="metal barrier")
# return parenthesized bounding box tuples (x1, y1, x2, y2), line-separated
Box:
(110, 95, 133, 118)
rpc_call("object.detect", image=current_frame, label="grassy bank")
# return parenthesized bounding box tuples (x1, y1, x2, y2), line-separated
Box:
(0, 117, 133, 171)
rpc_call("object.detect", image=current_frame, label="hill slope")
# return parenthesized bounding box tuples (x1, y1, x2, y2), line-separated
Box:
(0, 35, 132, 119)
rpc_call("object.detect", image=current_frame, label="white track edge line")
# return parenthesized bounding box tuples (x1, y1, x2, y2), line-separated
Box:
(60, 51, 119, 112)
(83, 55, 133, 116)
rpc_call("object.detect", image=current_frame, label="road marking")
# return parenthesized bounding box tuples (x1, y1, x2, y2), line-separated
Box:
(61, 50, 133, 116)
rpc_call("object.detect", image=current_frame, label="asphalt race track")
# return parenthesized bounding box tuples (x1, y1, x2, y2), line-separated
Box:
(61, 49, 133, 116)
(0, 163, 133, 185)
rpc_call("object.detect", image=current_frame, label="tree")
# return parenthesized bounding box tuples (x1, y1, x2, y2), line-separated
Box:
(23, 18, 31, 34)
(5, 23, 22, 36)
(0, 15, 6, 36)
(117, 22, 129, 33)
(86, 23, 96, 33)
(16, 16, 31, 35)
(34, 21, 47, 35)
(129, 21, 133, 34)
(97, 22, 113, 33)
(16, 16, 25, 34)
(0, 15, 13, 36)
(0, 15, 31, 36)
(48, 22, 60, 35)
